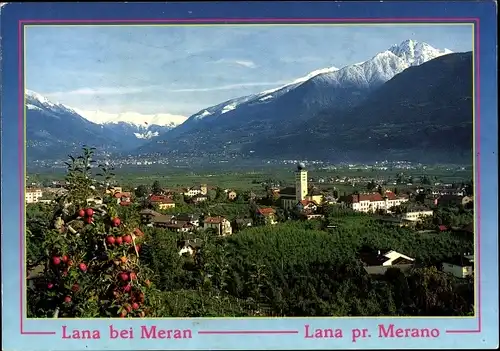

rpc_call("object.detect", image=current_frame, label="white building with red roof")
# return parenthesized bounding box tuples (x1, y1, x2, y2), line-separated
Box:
(342, 191, 408, 213)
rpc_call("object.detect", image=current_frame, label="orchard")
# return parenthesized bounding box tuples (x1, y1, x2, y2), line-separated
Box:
(27, 147, 161, 318)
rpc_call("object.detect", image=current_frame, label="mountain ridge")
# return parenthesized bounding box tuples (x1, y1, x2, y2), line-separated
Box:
(136, 39, 455, 156)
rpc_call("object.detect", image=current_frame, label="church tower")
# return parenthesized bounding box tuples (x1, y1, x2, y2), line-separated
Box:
(295, 163, 308, 201)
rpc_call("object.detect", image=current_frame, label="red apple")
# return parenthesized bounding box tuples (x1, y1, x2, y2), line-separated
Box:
(115, 236, 123, 245)
(111, 218, 121, 227)
(123, 235, 132, 244)
(47, 283, 54, 289)
(52, 256, 61, 265)
(123, 284, 131, 292)
(85, 208, 94, 217)
(62, 255, 68, 263)
(79, 263, 87, 272)
(120, 272, 129, 281)
(132, 302, 139, 310)
(129, 272, 137, 281)
(78, 209, 85, 217)
(106, 236, 116, 245)
(64, 296, 72, 303)
(72, 283, 79, 292)
(85, 217, 93, 224)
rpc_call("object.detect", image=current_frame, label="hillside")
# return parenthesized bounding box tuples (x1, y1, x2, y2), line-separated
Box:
(244, 52, 473, 163)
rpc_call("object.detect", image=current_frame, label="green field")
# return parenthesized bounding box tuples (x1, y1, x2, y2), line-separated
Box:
(28, 164, 472, 194)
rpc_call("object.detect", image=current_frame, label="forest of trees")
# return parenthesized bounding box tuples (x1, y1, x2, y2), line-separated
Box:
(26, 148, 475, 318)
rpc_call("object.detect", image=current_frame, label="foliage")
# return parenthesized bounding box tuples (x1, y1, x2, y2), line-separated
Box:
(27, 147, 160, 318)
(27, 150, 475, 318)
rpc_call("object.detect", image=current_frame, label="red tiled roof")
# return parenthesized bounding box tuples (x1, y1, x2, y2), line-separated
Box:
(257, 207, 276, 216)
(345, 191, 401, 203)
(299, 200, 318, 206)
(204, 216, 226, 224)
(150, 195, 174, 204)
(114, 192, 131, 198)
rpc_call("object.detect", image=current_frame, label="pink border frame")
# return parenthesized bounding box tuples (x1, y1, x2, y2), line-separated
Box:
(18, 17, 481, 336)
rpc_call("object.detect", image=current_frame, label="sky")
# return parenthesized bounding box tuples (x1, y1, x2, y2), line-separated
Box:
(25, 24, 473, 121)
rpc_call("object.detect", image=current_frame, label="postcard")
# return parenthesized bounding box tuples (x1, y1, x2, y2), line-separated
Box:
(0, 1, 498, 350)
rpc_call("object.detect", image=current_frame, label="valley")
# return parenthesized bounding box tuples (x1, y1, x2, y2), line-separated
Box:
(25, 39, 473, 165)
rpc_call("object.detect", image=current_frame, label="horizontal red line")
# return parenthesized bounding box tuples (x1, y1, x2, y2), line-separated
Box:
(445, 329, 481, 334)
(21, 331, 57, 335)
(198, 330, 299, 335)
(19, 17, 479, 24)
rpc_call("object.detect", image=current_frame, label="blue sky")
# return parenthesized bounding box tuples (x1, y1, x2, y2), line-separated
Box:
(25, 24, 473, 118)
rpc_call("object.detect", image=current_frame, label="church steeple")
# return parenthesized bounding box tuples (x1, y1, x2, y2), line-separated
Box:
(295, 163, 308, 201)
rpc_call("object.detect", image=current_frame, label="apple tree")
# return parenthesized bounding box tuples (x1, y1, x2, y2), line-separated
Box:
(27, 147, 162, 318)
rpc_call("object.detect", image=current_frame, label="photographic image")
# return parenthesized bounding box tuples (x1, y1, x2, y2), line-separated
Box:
(24, 23, 475, 320)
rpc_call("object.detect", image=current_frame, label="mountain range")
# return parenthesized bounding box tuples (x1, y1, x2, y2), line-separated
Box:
(25, 90, 184, 160)
(25, 39, 472, 164)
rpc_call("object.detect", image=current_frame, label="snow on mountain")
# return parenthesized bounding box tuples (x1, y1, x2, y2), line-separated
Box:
(26, 89, 81, 117)
(186, 39, 452, 124)
(388, 39, 453, 66)
(259, 66, 340, 96)
(134, 130, 160, 139)
(73, 109, 187, 128)
(139, 39, 455, 156)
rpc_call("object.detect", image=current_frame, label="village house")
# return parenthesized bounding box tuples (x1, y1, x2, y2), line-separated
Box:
(296, 199, 319, 213)
(226, 190, 237, 201)
(203, 216, 232, 236)
(438, 195, 473, 207)
(323, 194, 337, 205)
(178, 238, 203, 257)
(359, 249, 415, 275)
(149, 195, 176, 210)
(341, 191, 409, 213)
(175, 213, 201, 228)
(114, 192, 132, 206)
(191, 194, 208, 204)
(166, 220, 194, 233)
(184, 184, 208, 197)
(25, 188, 43, 204)
(442, 254, 474, 278)
(400, 209, 434, 222)
(139, 209, 175, 228)
(256, 207, 278, 225)
(301, 213, 325, 221)
(432, 187, 465, 196)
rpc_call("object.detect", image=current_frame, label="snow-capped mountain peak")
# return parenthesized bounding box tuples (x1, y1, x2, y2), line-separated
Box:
(388, 39, 453, 66)
(182, 39, 454, 129)
(25, 89, 79, 116)
(73, 109, 187, 128)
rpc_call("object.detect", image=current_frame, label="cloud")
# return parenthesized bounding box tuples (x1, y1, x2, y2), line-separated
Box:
(213, 59, 257, 68)
(45, 86, 150, 97)
(74, 108, 188, 127)
(166, 80, 290, 93)
(233, 60, 257, 68)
